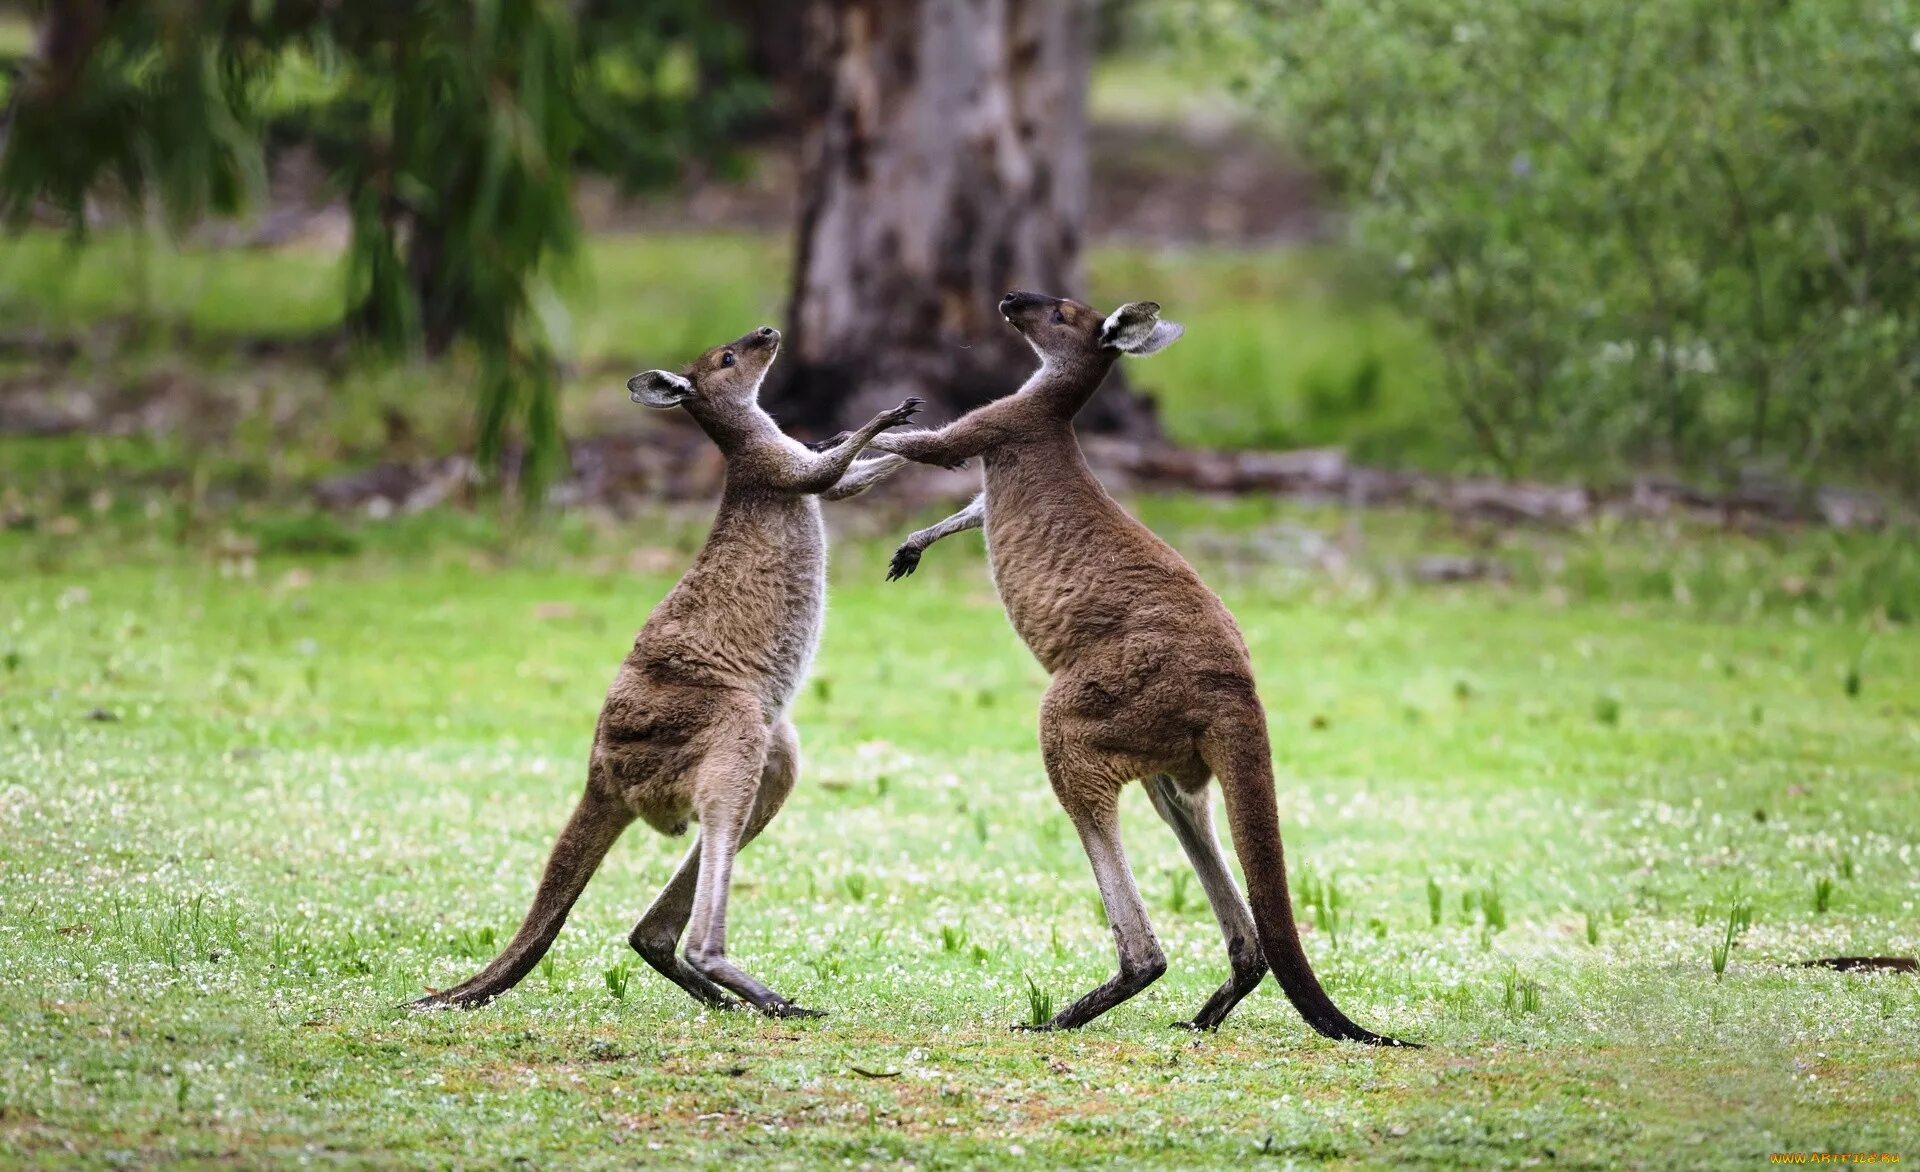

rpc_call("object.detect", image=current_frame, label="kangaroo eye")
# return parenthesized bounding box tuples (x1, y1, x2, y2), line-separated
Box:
(721, 351, 736, 367)
(1051, 308, 1066, 324)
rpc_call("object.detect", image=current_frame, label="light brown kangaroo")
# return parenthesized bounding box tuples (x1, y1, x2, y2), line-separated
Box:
(411, 326, 916, 1018)
(872, 293, 1412, 1045)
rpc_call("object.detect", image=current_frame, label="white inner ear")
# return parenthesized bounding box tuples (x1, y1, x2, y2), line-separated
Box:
(628, 369, 694, 406)
(1102, 301, 1170, 352)
(1127, 319, 1185, 356)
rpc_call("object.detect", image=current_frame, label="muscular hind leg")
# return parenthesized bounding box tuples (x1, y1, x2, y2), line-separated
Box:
(1145, 773, 1267, 1030)
(1024, 712, 1167, 1030)
(628, 841, 733, 1007)
(629, 720, 803, 1010)
(678, 719, 820, 1018)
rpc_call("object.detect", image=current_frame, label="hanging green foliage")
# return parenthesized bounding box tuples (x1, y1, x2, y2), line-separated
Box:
(0, 0, 761, 500)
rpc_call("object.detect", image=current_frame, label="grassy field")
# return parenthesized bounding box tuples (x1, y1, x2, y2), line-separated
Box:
(2, 500, 1916, 1167)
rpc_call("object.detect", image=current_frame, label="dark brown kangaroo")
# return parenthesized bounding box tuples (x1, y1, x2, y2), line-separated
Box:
(411, 326, 916, 1018)
(873, 293, 1413, 1045)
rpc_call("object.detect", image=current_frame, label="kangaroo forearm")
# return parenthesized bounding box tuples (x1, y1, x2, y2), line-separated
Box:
(867, 429, 944, 463)
(867, 425, 973, 466)
(886, 492, 984, 581)
(908, 493, 985, 551)
(803, 401, 923, 492)
(779, 423, 883, 493)
(821, 454, 910, 501)
(796, 439, 872, 491)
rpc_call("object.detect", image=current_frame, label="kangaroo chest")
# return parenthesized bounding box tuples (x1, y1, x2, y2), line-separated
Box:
(735, 502, 828, 711)
(643, 497, 827, 714)
(980, 460, 1124, 674)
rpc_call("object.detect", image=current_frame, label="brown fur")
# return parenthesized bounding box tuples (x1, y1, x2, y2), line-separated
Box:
(873, 292, 1413, 1045)
(411, 327, 917, 1017)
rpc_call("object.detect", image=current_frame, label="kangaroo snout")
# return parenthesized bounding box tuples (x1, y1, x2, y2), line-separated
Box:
(750, 325, 780, 348)
(1000, 291, 1049, 316)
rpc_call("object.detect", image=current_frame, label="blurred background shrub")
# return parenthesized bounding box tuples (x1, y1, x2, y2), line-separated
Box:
(1179, 0, 1920, 492)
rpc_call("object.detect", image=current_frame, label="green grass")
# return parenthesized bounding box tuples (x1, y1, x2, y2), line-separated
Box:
(2, 503, 1916, 1166)
(1090, 52, 1243, 127)
(0, 228, 1450, 466)
(0, 231, 344, 339)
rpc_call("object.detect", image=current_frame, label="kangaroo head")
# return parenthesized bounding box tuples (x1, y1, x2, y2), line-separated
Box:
(998, 291, 1184, 371)
(627, 326, 782, 433)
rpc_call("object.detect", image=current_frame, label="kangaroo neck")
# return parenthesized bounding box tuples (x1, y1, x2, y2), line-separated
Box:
(976, 423, 1132, 673)
(1027, 350, 1121, 420)
(709, 476, 823, 543)
(982, 421, 1102, 511)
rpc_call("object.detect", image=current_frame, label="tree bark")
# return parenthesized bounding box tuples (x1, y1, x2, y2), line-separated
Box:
(772, 0, 1158, 438)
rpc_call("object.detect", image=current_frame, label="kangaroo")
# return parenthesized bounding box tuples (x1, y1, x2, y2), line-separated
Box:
(870, 293, 1412, 1045)
(411, 326, 917, 1018)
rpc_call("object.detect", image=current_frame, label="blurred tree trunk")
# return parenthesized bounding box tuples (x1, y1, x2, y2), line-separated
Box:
(772, 0, 1157, 438)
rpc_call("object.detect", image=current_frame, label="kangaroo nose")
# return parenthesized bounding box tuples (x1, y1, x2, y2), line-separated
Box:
(757, 326, 776, 337)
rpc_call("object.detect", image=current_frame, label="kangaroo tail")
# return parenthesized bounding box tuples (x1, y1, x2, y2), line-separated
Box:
(409, 783, 633, 1010)
(1203, 722, 1418, 1047)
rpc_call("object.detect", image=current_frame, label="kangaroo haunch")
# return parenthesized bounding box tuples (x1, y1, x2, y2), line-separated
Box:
(410, 326, 916, 1018)
(875, 292, 1414, 1046)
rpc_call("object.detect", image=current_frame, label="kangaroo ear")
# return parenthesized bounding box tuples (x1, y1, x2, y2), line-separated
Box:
(627, 370, 694, 408)
(1100, 301, 1185, 356)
